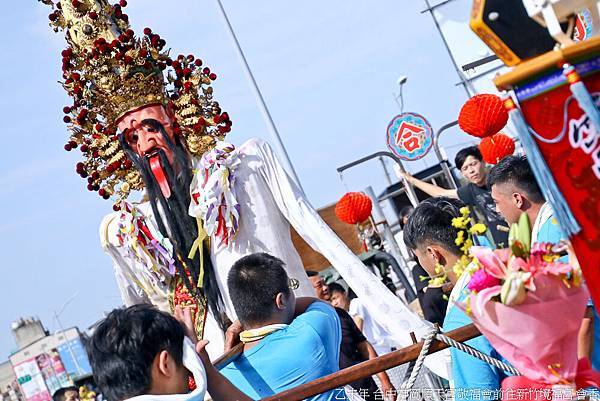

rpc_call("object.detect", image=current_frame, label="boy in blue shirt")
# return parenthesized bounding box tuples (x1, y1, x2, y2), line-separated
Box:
(404, 197, 509, 401)
(219, 253, 347, 401)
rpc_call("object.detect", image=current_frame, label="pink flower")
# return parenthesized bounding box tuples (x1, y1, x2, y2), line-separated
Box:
(542, 261, 573, 276)
(531, 242, 552, 257)
(468, 269, 501, 292)
(470, 246, 508, 279)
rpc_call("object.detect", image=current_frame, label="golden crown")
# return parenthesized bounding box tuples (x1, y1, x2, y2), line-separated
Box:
(40, 0, 232, 204)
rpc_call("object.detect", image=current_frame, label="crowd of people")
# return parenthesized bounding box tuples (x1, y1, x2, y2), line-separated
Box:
(50, 147, 595, 401)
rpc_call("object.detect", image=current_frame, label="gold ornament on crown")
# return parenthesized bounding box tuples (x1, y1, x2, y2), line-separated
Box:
(39, 0, 232, 204)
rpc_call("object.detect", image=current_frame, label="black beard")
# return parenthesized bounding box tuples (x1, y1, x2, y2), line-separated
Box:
(119, 120, 227, 332)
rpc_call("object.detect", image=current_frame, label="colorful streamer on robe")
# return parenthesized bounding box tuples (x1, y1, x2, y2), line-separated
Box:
(189, 141, 241, 248)
(116, 202, 177, 294)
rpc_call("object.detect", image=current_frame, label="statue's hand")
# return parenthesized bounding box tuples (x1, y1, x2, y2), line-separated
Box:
(224, 320, 242, 352)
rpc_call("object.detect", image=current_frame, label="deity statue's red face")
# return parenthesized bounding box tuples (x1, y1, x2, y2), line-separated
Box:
(117, 104, 176, 164)
(117, 104, 180, 198)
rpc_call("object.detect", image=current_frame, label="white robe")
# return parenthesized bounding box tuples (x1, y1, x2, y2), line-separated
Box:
(100, 138, 432, 361)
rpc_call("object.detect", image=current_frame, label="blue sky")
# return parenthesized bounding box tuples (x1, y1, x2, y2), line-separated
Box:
(0, 0, 484, 358)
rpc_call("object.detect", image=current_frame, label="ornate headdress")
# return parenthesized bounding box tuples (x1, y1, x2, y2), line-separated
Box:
(40, 0, 232, 204)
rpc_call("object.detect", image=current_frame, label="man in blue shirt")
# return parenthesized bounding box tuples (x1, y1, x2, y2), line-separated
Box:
(488, 155, 598, 364)
(404, 197, 509, 401)
(487, 155, 566, 245)
(219, 253, 346, 401)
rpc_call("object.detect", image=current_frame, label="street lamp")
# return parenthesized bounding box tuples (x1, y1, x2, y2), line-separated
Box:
(393, 76, 408, 113)
(54, 291, 84, 378)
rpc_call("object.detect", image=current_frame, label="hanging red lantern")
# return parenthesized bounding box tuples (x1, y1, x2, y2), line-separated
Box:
(479, 133, 516, 164)
(458, 94, 508, 138)
(335, 192, 372, 224)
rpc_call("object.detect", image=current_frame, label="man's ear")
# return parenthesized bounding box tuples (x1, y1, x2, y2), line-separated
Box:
(512, 192, 525, 210)
(275, 292, 287, 310)
(154, 350, 173, 378)
(426, 245, 446, 267)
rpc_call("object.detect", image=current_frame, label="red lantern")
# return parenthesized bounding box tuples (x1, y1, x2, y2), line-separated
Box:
(335, 192, 372, 224)
(479, 133, 515, 164)
(458, 94, 508, 138)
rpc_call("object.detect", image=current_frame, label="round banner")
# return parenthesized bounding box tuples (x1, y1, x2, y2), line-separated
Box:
(386, 112, 434, 161)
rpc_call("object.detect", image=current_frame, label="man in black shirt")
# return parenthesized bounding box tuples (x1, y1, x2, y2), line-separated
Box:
(306, 271, 396, 401)
(400, 146, 508, 247)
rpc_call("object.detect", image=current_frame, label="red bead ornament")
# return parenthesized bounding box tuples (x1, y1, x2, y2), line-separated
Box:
(335, 192, 372, 224)
(188, 376, 197, 391)
(479, 133, 516, 164)
(143, 27, 152, 36)
(458, 94, 508, 138)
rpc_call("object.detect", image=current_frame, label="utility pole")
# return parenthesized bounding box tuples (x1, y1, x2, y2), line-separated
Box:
(422, 0, 473, 98)
(213, 0, 305, 195)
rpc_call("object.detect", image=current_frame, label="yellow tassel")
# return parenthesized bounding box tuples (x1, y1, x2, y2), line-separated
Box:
(188, 217, 208, 288)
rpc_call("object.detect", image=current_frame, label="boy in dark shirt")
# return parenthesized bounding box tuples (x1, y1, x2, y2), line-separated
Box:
(399, 146, 508, 247)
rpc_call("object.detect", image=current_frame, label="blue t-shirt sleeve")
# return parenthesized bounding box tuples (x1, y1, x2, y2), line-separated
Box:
(537, 216, 567, 245)
(294, 301, 341, 359)
(444, 291, 507, 401)
(536, 216, 569, 263)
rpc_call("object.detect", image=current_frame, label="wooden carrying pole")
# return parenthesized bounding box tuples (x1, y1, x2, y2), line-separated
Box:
(212, 324, 479, 401)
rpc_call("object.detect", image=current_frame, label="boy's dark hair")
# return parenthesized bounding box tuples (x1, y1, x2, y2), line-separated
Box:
(399, 205, 414, 228)
(306, 270, 319, 278)
(455, 146, 483, 170)
(403, 197, 465, 256)
(53, 387, 78, 401)
(86, 304, 184, 401)
(487, 155, 545, 203)
(228, 253, 291, 326)
(327, 282, 346, 294)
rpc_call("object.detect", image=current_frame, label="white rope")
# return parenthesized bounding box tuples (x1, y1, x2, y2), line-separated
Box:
(398, 329, 437, 401)
(435, 332, 520, 376)
(398, 327, 521, 399)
